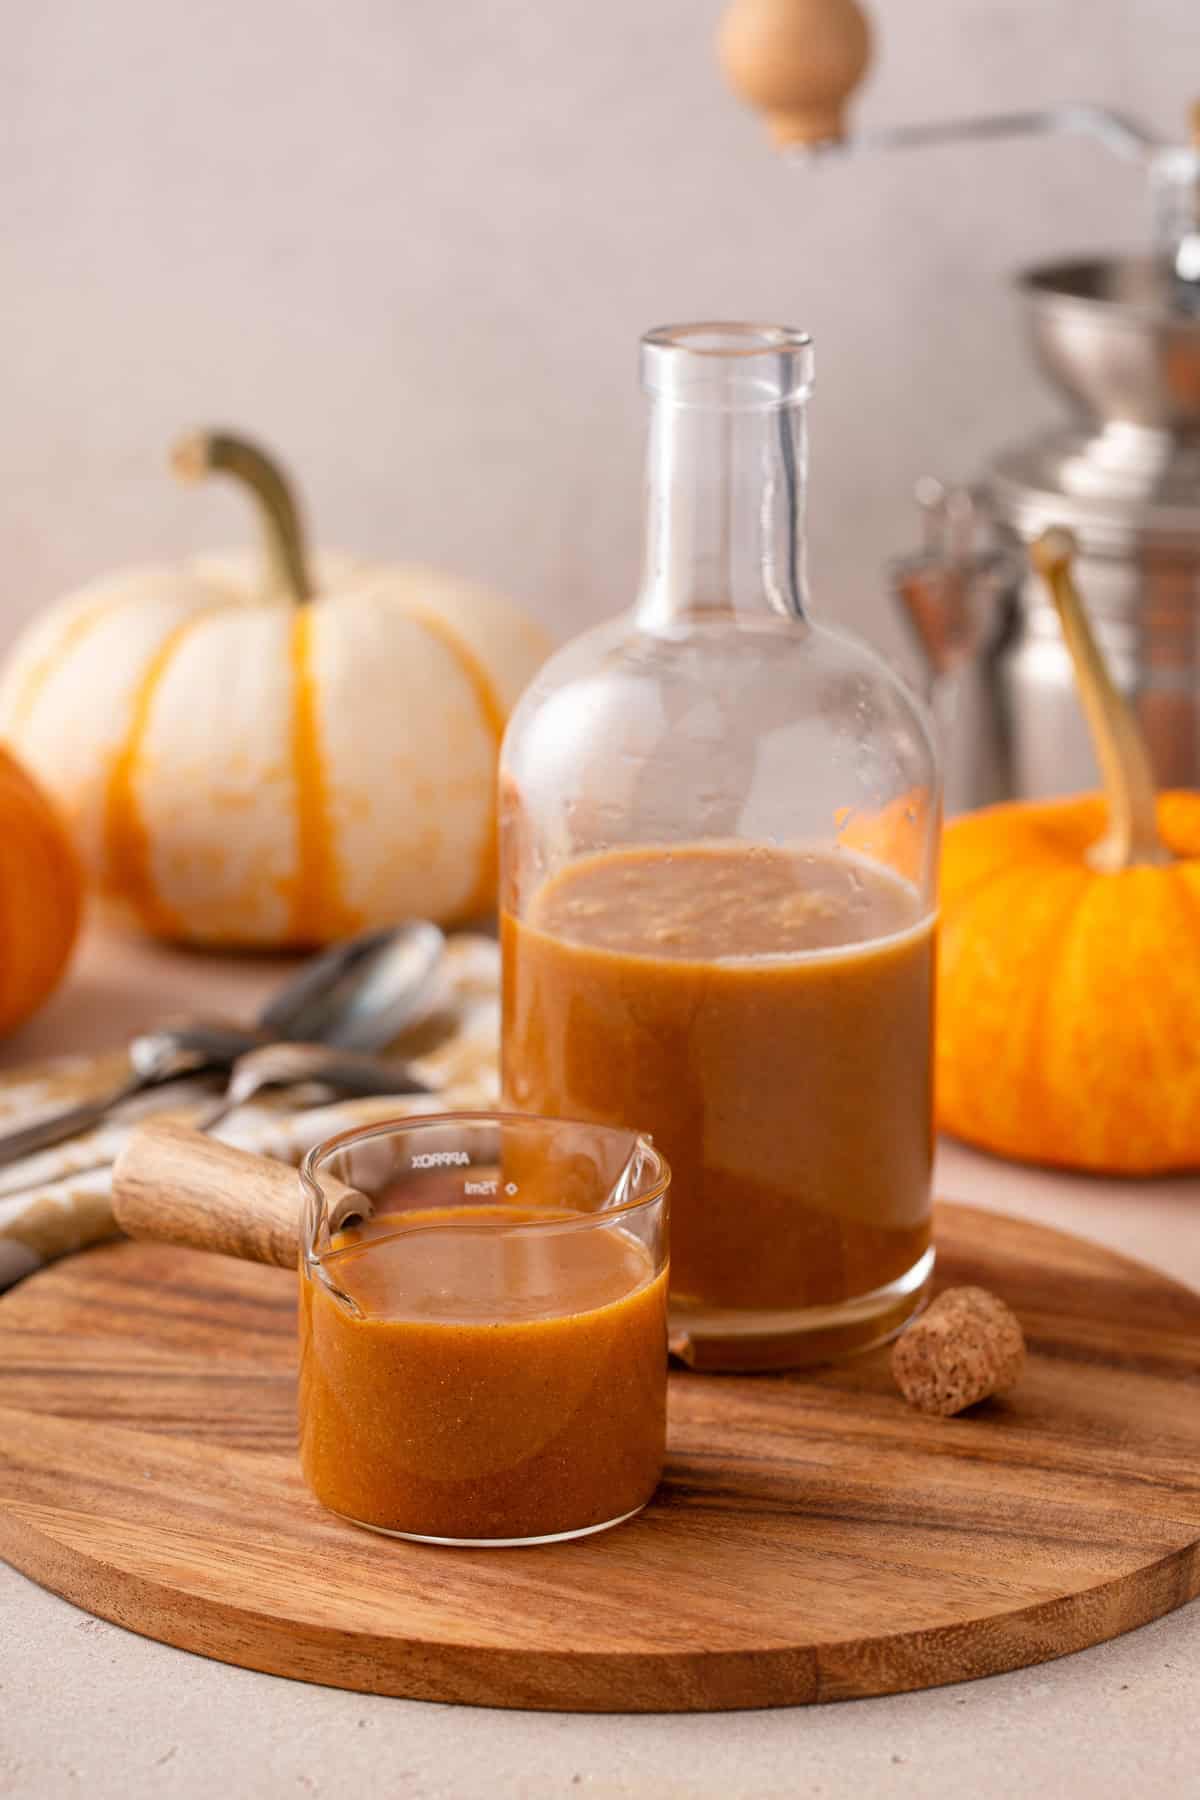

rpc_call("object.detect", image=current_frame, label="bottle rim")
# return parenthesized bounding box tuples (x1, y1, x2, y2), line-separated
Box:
(641, 322, 814, 409)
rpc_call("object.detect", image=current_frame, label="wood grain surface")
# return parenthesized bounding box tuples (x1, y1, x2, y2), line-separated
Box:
(1, 1202, 1199, 1712)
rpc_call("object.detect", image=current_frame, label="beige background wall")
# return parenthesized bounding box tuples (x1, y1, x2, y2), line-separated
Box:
(5, 0, 1194, 666)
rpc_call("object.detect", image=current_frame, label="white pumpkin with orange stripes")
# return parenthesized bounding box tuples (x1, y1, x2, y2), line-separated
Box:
(0, 434, 549, 946)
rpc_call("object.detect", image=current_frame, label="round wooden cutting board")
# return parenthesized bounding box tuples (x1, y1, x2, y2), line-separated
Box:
(2, 1202, 1199, 1712)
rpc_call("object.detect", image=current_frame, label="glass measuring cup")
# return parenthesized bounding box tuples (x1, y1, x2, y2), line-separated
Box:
(298, 1112, 670, 1546)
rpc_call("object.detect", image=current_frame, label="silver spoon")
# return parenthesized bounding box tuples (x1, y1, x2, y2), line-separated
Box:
(0, 922, 445, 1170)
(194, 1042, 432, 1134)
(255, 923, 445, 1049)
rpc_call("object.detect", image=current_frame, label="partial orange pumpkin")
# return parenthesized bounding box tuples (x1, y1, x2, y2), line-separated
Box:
(937, 532, 1200, 1174)
(0, 747, 82, 1034)
(938, 791, 1200, 1173)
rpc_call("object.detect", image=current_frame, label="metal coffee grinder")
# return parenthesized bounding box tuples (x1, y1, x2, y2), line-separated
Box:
(719, 0, 1200, 810)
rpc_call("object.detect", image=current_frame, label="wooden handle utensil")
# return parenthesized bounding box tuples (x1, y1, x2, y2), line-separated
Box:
(112, 1121, 363, 1269)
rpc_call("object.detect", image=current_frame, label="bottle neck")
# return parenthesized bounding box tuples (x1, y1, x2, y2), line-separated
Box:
(635, 392, 810, 629)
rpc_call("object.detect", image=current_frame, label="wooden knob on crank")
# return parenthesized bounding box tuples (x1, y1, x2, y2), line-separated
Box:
(718, 0, 873, 147)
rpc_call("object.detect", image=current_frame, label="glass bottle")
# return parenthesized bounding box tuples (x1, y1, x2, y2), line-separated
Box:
(500, 324, 939, 1370)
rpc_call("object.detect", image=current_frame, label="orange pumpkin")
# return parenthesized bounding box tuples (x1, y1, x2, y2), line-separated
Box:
(937, 531, 1200, 1174)
(0, 747, 82, 1034)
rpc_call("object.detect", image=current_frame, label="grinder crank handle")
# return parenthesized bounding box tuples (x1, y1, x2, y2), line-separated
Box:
(717, 0, 1161, 157)
(112, 1121, 367, 1270)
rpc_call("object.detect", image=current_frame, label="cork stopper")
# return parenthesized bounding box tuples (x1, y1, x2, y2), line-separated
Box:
(891, 1286, 1025, 1417)
(717, 0, 873, 147)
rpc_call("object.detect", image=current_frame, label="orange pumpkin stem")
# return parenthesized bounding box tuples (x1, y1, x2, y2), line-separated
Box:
(171, 431, 314, 604)
(1032, 529, 1170, 872)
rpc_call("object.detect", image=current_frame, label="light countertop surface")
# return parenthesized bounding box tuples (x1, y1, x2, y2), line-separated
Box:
(2, 921, 1199, 1800)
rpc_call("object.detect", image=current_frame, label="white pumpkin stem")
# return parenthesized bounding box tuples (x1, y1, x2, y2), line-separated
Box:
(171, 431, 314, 603)
(1032, 528, 1169, 871)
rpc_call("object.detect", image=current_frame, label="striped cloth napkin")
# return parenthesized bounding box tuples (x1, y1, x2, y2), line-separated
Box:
(0, 934, 501, 1291)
